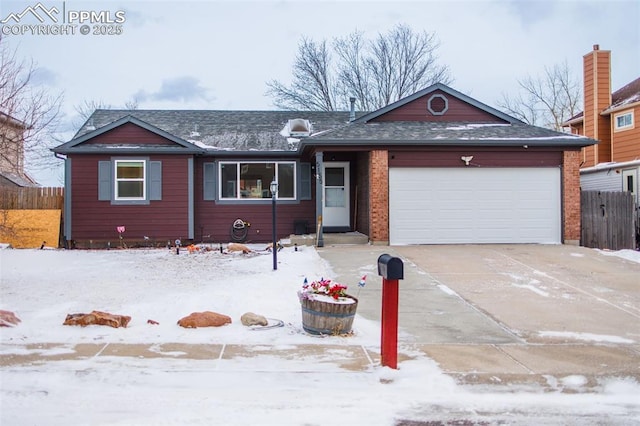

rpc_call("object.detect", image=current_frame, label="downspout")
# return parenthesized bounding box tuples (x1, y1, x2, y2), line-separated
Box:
(55, 152, 72, 247)
(188, 157, 194, 240)
(315, 151, 324, 247)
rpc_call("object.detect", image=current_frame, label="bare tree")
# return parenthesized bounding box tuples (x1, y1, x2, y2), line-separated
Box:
(0, 37, 62, 177)
(73, 99, 111, 126)
(334, 31, 375, 111)
(267, 24, 452, 111)
(498, 61, 582, 131)
(123, 97, 139, 111)
(266, 37, 338, 111)
(366, 25, 452, 109)
(72, 97, 139, 132)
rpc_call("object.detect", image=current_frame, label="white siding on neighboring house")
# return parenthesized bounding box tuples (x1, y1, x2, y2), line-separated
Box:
(580, 161, 640, 206)
(580, 169, 623, 192)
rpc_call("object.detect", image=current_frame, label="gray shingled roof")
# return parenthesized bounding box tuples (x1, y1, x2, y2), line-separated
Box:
(0, 171, 39, 187)
(564, 76, 640, 123)
(306, 121, 594, 147)
(78, 110, 356, 151)
(67, 106, 595, 155)
(606, 77, 640, 112)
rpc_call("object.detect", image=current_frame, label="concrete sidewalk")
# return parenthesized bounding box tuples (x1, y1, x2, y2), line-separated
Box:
(317, 244, 640, 387)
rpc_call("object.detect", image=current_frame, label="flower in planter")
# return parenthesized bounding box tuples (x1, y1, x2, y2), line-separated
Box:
(298, 277, 358, 335)
(298, 277, 349, 301)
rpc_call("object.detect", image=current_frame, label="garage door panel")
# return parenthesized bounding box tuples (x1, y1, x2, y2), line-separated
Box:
(389, 168, 561, 244)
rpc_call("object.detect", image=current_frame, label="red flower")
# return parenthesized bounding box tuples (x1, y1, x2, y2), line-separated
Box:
(301, 278, 348, 300)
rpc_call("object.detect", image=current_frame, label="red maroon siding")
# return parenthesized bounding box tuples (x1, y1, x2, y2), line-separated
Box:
(193, 202, 316, 244)
(371, 90, 507, 123)
(193, 158, 316, 244)
(83, 123, 176, 146)
(389, 148, 563, 167)
(70, 154, 190, 245)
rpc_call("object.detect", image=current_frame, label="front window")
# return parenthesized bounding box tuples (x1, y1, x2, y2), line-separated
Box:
(614, 111, 633, 131)
(115, 160, 145, 200)
(220, 161, 296, 200)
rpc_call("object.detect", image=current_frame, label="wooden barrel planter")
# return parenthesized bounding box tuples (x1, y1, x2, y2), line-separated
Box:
(300, 295, 358, 335)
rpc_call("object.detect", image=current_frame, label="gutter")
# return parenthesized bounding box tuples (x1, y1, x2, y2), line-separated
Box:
(580, 159, 640, 174)
(299, 137, 597, 150)
(600, 100, 640, 116)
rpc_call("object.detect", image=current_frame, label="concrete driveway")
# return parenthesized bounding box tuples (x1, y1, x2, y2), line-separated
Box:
(317, 244, 640, 386)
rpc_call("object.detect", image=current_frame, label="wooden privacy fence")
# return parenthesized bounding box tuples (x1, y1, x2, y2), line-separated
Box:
(0, 186, 64, 209)
(0, 187, 64, 248)
(581, 191, 636, 250)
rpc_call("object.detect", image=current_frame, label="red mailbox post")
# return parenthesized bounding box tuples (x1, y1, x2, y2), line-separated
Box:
(377, 254, 404, 369)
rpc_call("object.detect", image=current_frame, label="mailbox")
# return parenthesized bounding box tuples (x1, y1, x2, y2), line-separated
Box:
(377, 254, 404, 280)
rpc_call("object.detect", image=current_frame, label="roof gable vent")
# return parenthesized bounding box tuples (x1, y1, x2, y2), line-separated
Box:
(427, 94, 448, 116)
(287, 118, 312, 137)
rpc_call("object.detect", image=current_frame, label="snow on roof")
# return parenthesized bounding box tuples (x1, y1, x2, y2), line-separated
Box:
(605, 77, 640, 112)
(443, 123, 511, 131)
(580, 159, 640, 173)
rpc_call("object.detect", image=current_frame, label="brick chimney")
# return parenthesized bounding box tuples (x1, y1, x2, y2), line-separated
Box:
(582, 44, 612, 166)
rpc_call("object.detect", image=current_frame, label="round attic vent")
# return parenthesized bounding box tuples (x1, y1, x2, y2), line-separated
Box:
(427, 94, 448, 116)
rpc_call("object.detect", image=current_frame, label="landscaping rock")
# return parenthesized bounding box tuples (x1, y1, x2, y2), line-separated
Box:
(0, 310, 21, 327)
(177, 311, 231, 328)
(241, 312, 268, 327)
(63, 311, 131, 328)
(227, 243, 251, 253)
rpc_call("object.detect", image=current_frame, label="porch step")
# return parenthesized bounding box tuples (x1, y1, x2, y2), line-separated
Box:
(286, 232, 369, 247)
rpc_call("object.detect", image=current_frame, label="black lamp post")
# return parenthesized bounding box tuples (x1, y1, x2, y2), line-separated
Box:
(270, 180, 278, 270)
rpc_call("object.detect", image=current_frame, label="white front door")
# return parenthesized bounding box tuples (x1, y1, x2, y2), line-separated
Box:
(323, 162, 350, 228)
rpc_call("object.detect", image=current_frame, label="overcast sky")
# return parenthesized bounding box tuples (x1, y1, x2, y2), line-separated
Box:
(1, 0, 639, 184)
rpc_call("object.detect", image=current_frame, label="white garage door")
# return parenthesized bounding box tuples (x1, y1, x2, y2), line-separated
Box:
(389, 168, 561, 244)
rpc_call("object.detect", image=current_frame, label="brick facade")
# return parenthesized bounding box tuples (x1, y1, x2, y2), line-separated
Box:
(369, 150, 389, 244)
(563, 150, 582, 244)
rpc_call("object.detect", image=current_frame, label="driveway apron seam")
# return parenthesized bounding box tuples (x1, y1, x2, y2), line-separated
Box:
(493, 344, 535, 374)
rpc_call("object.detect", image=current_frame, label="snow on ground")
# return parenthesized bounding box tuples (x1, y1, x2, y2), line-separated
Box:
(537, 331, 636, 344)
(597, 248, 640, 264)
(0, 245, 380, 346)
(1, 245, 640, 425)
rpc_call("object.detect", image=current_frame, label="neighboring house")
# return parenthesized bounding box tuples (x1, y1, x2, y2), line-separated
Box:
(53, 83, 596, 247)
(563, 45, 640, 205)
(0, 111, 39, 187)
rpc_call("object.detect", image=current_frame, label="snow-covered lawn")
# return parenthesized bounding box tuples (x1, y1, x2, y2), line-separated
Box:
(1, 246, 639, 425)
(0, 246, 380, 346)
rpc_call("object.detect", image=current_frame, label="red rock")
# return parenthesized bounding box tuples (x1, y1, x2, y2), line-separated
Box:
(227, 243, 251, 253)
(0, 310, 21, 327)
(63, 311, 131, 328)
(177, 311, 232, 328)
